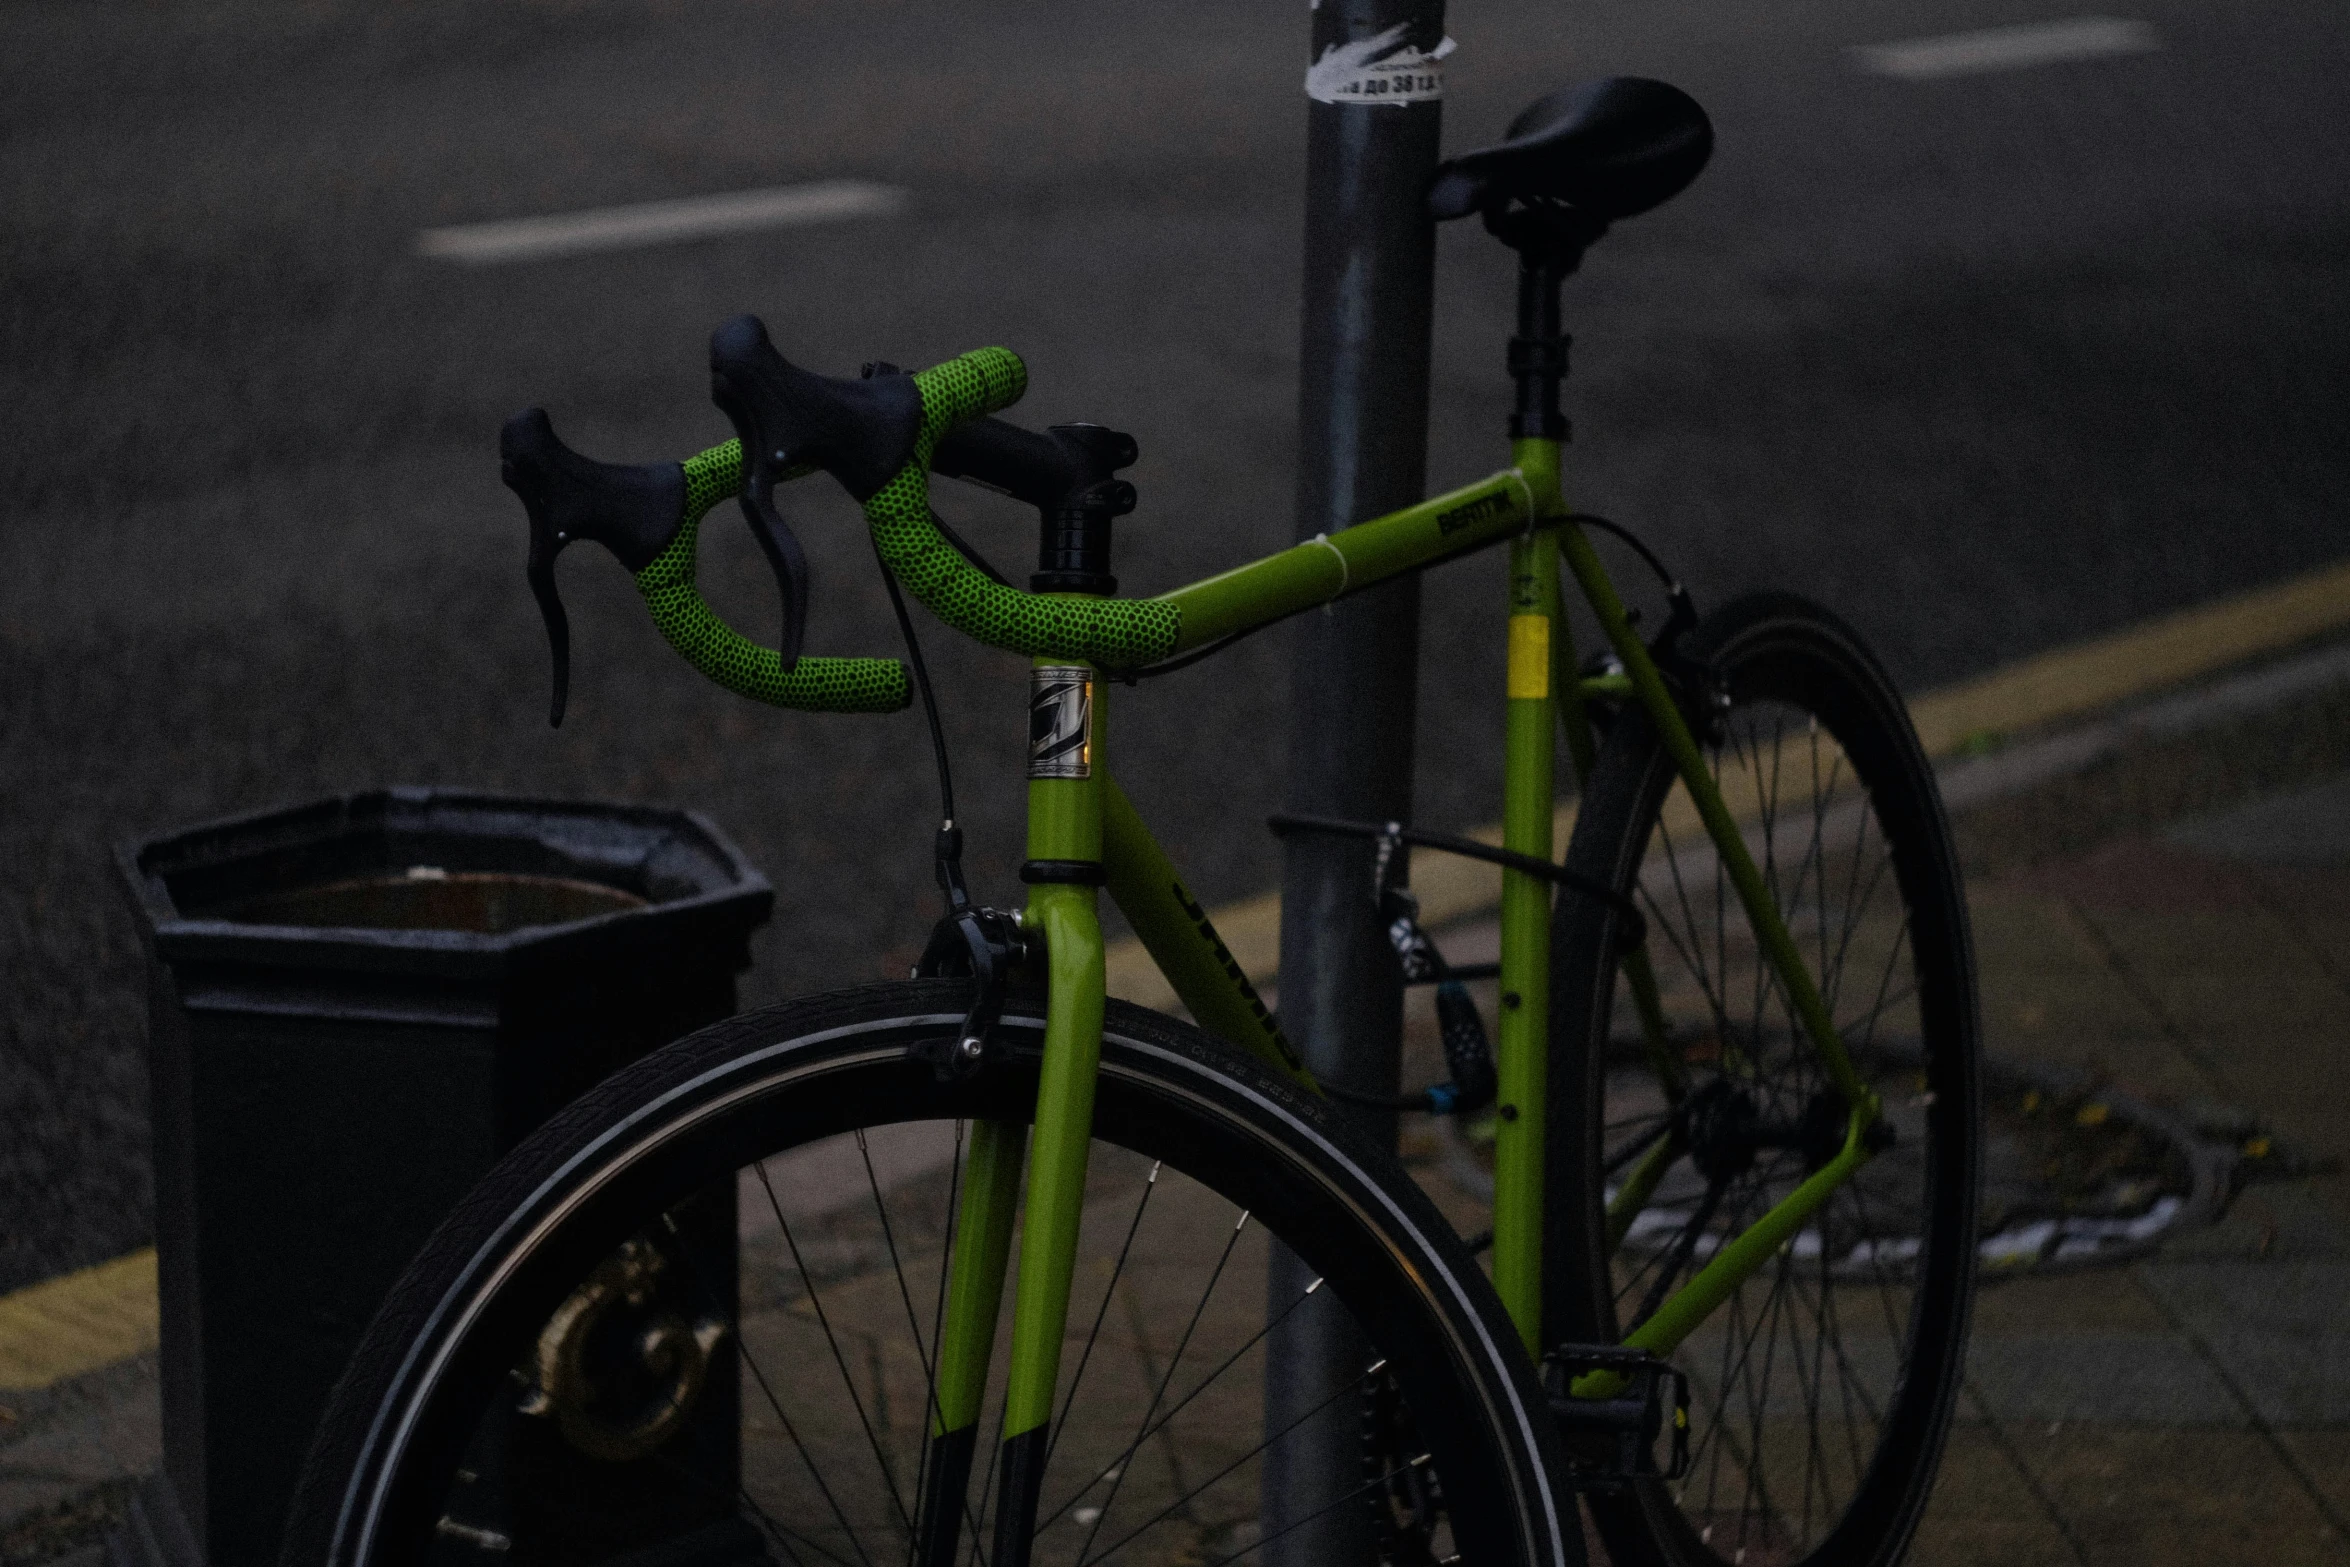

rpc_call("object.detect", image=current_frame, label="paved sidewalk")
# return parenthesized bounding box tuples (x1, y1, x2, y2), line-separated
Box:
(0, 1355, 154, 1566)
(1908, 812, 2350, 1566)
(5, 642, 2347, 1565)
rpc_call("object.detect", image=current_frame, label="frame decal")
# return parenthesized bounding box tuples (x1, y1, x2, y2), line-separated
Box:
(1028, 665, 1093, 779)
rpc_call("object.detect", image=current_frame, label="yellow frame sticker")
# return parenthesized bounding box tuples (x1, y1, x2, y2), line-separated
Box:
(1507, 613, 1551, 700)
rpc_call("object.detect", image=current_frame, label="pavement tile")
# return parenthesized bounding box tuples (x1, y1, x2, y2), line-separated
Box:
(0, 1405, 160, 1497)
(1970, 888, 2157, 1044)
(2273, 1428, 2350, 1523)
(2118, 927, 2347, 1050)
(2016, 841, 2270, 918)
(2154, 1189, 2307, 1263)
(1911, 1518, 2083, 1567)
(0, 1357, 158, 1547)
(2256, 1181, 2350, 1254)
(2143, 1259, 2350, 1334)
(2078, 1516, 2345, 1567)
(2137, 1261, 2350, 1340)
(2137, 1263, 2350, 1425)
(2007, 1425, 2343, 1565)
(1910, 1422, 2080, 1566)
(2166, 777, 2350, 869)
(0, 1477, 141, 1566)
(2086, 907, 2349, 1051)
(1963, 1335, 2242, 1426)
(1969, 1270, 2174, 1336)
(1968, 889, 2219, 1100)
(2246, 867, 2350, 993)
(2041, 913, 2350, 1165)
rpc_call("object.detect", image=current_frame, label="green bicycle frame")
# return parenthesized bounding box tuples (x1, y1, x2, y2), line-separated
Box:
(916, 436, 1885, 1548)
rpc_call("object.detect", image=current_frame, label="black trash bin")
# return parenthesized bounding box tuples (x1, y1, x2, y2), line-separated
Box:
(112, 787, 774, 1567)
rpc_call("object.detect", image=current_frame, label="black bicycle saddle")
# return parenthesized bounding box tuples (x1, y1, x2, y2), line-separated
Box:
(1429, 77, 1712, 223)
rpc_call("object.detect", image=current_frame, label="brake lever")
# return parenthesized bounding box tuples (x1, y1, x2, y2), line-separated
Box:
(498, 407, 686, 726)
(706, 314, 923, 672)
(738, 455, 812, 673)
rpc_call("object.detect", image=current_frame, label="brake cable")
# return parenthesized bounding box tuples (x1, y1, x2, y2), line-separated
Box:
(872, 540, 971, 913)
(929, 507, 1016, 589)
(1572, 513, 1680, 600)
(878, 539, 1038, 1079)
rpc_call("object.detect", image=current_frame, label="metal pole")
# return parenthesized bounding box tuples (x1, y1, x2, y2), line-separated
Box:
(1263, 1, 1445, 1560)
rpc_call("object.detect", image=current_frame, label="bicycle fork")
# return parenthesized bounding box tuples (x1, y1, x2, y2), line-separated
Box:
(916, 658, 1110, 1567)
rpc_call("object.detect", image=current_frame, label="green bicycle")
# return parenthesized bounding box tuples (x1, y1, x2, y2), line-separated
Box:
(284, 75, 1979, 1567)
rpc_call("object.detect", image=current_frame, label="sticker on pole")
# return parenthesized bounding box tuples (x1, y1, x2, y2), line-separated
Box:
(1305, 23, 1455, 107)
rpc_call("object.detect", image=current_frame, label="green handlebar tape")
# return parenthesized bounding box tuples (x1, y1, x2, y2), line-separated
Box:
(631, 345, 1181, 712)
(632, 441, 910, 713)
(870, 348, 1183, 669)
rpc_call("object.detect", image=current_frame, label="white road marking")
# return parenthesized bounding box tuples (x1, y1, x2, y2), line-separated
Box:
(1848, 16, 2160, 79)
(416, 179, 908, 265)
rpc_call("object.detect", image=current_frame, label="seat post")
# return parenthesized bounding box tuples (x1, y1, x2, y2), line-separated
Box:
(1495, 202, 1605, 442)
(1509, 252, 1570, 440)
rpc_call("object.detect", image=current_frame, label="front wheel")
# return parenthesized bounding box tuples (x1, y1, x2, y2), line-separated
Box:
(283, 981, 1579, 1567)
(1549, 593, 1981, 1567)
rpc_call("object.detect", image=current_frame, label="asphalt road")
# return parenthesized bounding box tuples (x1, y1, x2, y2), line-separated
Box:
(3, 0, 2345, 1291)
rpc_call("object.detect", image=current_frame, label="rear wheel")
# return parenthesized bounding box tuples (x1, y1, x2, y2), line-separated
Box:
(1548, 594, 1981, 1567)
(283, 981, 1578, 1567)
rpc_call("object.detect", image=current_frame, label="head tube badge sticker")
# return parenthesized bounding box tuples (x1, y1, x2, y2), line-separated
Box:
(1304, 24, 1454, 107)
(1029, 665, 1093, 780)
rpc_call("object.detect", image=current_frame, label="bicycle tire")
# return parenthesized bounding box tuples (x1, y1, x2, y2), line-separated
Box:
(281, 980, 1578, 1567)
(1547, 593, 1981, 1567)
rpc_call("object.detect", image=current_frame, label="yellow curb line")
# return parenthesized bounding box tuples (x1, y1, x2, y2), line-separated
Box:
(0, 1247, 158, 1392)
(9, 559, 2349, 1389)
(1108, 555, 2350, 1010)
(1904, 557, 2350, 757)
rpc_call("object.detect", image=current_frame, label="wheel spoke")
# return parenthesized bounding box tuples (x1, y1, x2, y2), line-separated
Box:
(649, 1188, 882, 1567)
(1629, 1174, 1729, 1332)
(1728, 1243, 1798, 1550)
(1076, 1358, 1385, 1567)
(739, 1292, 885, 1567)
(756, 1160, 919, 1545)
(1070, 1210, 1251, 1561)
(640, 1435, 839, 1567)
(1205, 1461, 1416, 1567)
(1603, 1112, 1675, 1177)
(1037, 1269, 1326, 1532)
(1652, 807, 1724, 1018)
(859, 1129, 937, 1382)
(1044, 1160, 1162, 1470)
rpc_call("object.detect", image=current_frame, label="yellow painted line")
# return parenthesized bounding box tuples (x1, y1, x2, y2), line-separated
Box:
(1906, 557, 2350, 756)
(0, 1248, 159, 1390)
(1110, 555, 2350, 1009)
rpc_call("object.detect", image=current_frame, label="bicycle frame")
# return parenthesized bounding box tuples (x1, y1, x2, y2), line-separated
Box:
(919, 434, 1887, 1553)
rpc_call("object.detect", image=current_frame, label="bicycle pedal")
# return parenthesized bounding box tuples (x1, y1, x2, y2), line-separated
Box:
(1541, 1343, 1689, 1489)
